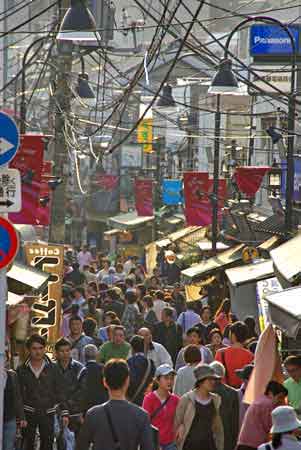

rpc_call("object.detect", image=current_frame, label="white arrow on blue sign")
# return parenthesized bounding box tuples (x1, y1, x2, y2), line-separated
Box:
(0, 112, 20, 167)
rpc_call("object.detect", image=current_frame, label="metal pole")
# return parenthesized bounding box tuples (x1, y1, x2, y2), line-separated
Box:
(212, 94, 221, 255)
(0, 269, 7, 450)
(48, 0, 72, 244)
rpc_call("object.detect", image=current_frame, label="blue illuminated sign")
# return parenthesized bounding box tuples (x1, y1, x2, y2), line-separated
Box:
(250, 24, 300, 56)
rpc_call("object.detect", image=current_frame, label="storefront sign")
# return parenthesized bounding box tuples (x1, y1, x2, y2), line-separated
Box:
(256, 277, 282, 332)
(135, 179, 153, 216)
(250, 65, 292, 94)
(25, 243, 64, 346)
(162, 179, 183, 205)
(250, 24, 300, 56)
(137, 119, 153, 153)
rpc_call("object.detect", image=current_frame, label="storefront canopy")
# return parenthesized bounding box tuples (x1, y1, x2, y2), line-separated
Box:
(108, 212, 154, 230)
(7, 292, 24, 306)
(226, 260, 274, 287)
(7, 262, 50, 295)
(270, 233, 301, 285)
(181, 244, 244, 282)
(266, 287, 301, 338)
(197, 241, 229, 252)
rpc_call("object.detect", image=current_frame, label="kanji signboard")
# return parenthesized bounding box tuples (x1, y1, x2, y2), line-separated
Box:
(137, 118, 153, 153)
(0, 217, 19, 269)
(0, 168, 21, 212)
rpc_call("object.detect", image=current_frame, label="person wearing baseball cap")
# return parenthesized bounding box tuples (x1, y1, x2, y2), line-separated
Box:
(258, 406, 301, 450)
(174, 363, 224, 450)
(143, 364, 179, 450)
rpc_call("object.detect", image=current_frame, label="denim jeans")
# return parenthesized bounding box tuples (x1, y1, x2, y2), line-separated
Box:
(3, 419, 17, 450)
(161, 443, 177, 450)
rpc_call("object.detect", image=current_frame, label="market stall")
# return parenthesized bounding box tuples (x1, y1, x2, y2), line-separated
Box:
(270, 233, 301, 288)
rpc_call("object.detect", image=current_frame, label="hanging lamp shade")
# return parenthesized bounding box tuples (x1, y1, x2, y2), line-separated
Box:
(156, 84, 176, 108)
(76, 73, 95, 99)
(208, 59, 241, 95)
(57, 0, 101, 42)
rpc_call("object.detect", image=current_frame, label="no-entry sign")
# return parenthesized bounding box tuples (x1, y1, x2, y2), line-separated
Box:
(0, 217, 19, 269)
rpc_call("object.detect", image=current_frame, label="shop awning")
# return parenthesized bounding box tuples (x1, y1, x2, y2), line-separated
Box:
(197, 240, 229, 251)
(7, 262, 50, 295)
(108, 212, 154, 230)
(103, 228, 122, 237)
(266, 287, 301, 338)
(181, 244, 244, 282)
(164, 216, 185, 226)
(7, 292, 24, 306)
(270, 233, 301, 284)
(226, 260, 274, 287)
(258, 235, 282, 252)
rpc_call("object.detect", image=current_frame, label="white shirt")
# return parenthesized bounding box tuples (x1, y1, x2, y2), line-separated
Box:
(77, 251, 92, 269)
(146, 341, 173, 368)
(29, 360, 46, 378)
(258, 435, 301, 450)
(153, 300, 167, 321)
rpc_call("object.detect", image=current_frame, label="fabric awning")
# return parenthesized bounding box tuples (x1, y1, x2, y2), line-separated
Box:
(108, 212, 154, 230)
(7, 262, 50, 294)
(103, 228, 122, 237)
(7, 292, 24, 306)
(226, 260, 274, 287)
(266, 287, 301, 338)
(181, 244, 244, 282)
(197, 240, 229, 251)
(270, 233, 301, 284)
(258, 235, 282, 252)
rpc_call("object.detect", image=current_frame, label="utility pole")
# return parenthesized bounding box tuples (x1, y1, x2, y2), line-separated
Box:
(48, 0, 72, 244)
(212, 94, 221, 255)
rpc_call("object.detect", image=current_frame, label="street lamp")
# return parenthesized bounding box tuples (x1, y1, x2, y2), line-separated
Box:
(57, 0, 101, 42)
(209, 16, 296, 235)
(155, 84, 176, 108)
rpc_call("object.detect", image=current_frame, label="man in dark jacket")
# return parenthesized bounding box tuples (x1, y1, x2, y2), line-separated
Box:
(17, 334, 69, 450)
(153, 307, 183, 365)
(210, 361, 240, 450)
(127, 335, 155, 406)
(76, 359, 154, 450)
(77, 344, 108, 416)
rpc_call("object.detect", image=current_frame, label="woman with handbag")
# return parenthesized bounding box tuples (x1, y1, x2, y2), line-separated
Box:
(143, 364, 179, 450)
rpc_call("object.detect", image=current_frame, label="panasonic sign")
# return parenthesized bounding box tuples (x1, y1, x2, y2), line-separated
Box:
(250, 24, 300, 56)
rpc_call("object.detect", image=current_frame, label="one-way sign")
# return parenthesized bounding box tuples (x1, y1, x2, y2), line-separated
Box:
(0, 168, 21, 212)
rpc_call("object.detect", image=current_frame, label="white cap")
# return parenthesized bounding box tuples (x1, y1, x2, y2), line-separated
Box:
(271, 406, 301, 434)
(155, 364, 176, 377)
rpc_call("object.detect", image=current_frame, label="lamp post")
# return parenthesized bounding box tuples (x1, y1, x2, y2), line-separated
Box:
(209, 16, 297, 235)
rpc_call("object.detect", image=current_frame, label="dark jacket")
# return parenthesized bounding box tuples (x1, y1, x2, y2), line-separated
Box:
(77, 361, 108, 414)
(76, 399, 154, 450)
(55, 358, 83, 415)
(127, 354, 155, 406)
(4, 370, 25, 422)
(153, 321, 183, 364)
(143, 310, 159, 333)
(103, 300, 125, 320)
(17, 356, 68, 416)
(214, 382, 239, 450)
(195, 321, 220, 344)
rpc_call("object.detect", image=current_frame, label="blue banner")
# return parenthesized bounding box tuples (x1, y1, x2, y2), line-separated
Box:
(281, 157, 301, 201)
(250, 24, 300, 56)
(162, 179, 183, 205)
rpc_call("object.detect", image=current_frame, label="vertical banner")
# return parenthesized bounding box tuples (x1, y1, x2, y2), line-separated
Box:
(135, 179, 153, 216)
(25, 243, 64, 347)
(90, 174, 119, 214)
(183, 172, 226, 226)
(162, 179, 183, 205)
(9, 134, 44, 224)
(137, 118, 153, 153)
(234, 166, 270, 197)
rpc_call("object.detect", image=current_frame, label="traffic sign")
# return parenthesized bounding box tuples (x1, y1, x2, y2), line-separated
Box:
(0, 217, 19, 269)
(0, 168, 21, 213)
(0, 112, 20, 166)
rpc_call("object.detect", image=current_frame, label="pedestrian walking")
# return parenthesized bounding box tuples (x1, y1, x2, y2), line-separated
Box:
(143, 364, 179, 450)
(210, 361, 239, 450)
(195, 306, 219, 344)
(258, 406, 301, 450)
(214, 299, 231, 334)
(138, 327, 173, 368)
(174, 364, 224, 450)
(284, 355, 301, 416)
(128, 335, 155, 406)
(207, 328, 227, 357)
(76, 359, 154, 450)
(17, 334, 69, 450)
(98, 325, 131, 363)
(174, 345, 202, 397)
(67, 316, 94, 363)
(237, 381, 288, 450)
(153, 307, 183, 365)
(175, 326, 213, 371)
(177, 303, 200, 337)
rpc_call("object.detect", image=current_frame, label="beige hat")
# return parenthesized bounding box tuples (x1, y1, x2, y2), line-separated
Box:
(194, 363, 221, 383)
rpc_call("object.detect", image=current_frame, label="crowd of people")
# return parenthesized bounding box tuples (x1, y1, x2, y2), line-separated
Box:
(4, 246, 301, 450)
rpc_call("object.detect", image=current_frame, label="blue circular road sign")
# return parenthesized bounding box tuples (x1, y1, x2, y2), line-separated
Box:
(0, 111, 20, 166)
(0, 217, 19, 269)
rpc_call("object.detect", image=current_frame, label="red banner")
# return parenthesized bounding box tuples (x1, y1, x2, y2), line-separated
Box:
(135, 179, 153, 216)
(234, 166, 270, 197)
(9, 134, 44, 225)
(183, 172, 226, 226)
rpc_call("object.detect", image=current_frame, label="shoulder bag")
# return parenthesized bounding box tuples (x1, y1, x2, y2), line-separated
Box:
(150, 395, 171, 421)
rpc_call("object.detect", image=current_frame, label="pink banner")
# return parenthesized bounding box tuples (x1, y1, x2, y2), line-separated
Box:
(184, 172, 226, 226)
(135, 179, 153, 216)
(234, 166, 270, 197)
